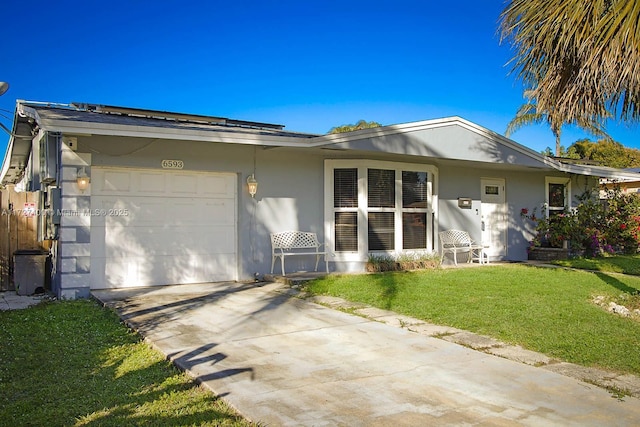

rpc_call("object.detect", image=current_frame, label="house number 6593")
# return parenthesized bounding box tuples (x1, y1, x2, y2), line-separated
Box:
(161, 159, 184, 169)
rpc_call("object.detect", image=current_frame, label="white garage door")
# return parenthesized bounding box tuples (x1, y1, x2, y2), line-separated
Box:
(90, 168, 237, 289)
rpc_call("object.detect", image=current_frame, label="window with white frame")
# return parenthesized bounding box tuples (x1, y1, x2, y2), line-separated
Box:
(333, 168, 358, 252)
(367, 168, 395, 250)
(327, 160, 437, 259)
(402, 171, 429, 249)
(545, 177, 571, 217)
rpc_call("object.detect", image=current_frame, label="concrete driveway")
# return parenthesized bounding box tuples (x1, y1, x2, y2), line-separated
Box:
(93, 281, 640, 426)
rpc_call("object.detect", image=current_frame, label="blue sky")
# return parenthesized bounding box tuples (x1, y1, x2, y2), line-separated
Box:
(1, 0, 638, 155)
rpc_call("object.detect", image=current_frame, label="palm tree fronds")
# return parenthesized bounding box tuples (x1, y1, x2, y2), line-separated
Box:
(500, 0, 640, 123)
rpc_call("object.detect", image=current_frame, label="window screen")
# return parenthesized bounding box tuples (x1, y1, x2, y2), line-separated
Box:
(334, 168, 357, 208)
(368, 169, 395, 208)
(335, 212, 358, 251)
(368, 212, 394, 251)
(403, 212, 427, 249)
(402, 171, 428, 208)
(548, 183, 565, 208)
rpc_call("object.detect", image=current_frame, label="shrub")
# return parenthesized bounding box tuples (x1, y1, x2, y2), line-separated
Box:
(366, 252, 440, 272)
(522, 187, 640, 257)
(602, 187, 640, 254)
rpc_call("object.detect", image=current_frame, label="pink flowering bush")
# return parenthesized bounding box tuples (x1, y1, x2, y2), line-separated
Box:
(602, 188, 640, 254)
(522, 187, 640, 257)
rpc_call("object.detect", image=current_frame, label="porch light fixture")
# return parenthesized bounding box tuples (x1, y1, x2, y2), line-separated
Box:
(76, 167, 90, 192)
(247, 174, 258, 197)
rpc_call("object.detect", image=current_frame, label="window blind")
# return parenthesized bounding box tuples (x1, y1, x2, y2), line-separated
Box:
(334, 168, 358, 208)
(335, 212, 358, 251)
(368, 212, 394, 250)
(368, 169, 395, 208)
(402, 171, 428, 208)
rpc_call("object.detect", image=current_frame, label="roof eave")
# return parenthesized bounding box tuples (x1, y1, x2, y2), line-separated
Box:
(0, 103, 40, 185)
(557, 162, 640, 180)
(36, 119, 314, 146)
(308, 116, 563, 169)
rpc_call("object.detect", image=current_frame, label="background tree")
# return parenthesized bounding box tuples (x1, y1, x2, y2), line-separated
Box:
(505, 94, 607, 156)
(541, 146, 569, 158)
(500, 1, 640, 126)
(329, 120, 382, 134)
(566, 138, 640, 168)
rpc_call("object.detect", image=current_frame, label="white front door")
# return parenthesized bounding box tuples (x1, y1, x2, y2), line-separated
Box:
(480, 178, 506, 259)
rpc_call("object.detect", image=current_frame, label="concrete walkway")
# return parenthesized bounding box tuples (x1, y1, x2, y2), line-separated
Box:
(0, 291, 49, 311)
(93, 281, 640, 426)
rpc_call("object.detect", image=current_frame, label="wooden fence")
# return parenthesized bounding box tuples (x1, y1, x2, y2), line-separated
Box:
(0, 186, 46, 291)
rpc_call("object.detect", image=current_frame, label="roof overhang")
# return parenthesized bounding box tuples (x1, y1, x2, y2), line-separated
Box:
(309, 117, 640, 181)
(24, 102, 316, 146)
(0, 100, 317, 184)
(565, 163, 640, 181)
(0, 103, 40, 185)
(3, 101, 640, 185)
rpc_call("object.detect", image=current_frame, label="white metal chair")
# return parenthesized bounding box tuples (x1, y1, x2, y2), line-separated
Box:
(439, 230, 487, 266)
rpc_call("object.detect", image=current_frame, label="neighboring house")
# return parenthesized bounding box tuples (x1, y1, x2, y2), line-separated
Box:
(600, 168, 640, 198)
(2, 101, 640, 299)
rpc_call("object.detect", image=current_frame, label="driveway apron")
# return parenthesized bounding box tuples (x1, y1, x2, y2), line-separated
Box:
(93, 282, 640, 426)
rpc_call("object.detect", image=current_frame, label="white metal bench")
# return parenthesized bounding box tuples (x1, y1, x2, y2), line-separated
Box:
(270, 231, 329, 276)
(439, 230, 488, 266)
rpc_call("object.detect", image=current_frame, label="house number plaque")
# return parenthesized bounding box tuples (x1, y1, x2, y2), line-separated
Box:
(161, 159, 184, 169)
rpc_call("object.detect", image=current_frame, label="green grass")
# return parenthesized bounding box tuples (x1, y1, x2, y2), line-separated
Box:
(0, 299, 254, 427)
(304, 264, 640, 375)
(552, 254, 640, 276)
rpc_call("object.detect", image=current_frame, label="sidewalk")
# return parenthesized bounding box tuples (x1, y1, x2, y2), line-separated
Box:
(0, 291, 48, 311)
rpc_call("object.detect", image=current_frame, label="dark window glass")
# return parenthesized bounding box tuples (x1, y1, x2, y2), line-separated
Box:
(368, 212, 394, 250)
(485, 185, 499, 195)
(402, 171, 428, 208)
(549, 183, 565, 208)
(403, 213, 427, 249)
(334, 169, 357, 208)
(368, 169, 395, 208)
(335, 212, 358, 251)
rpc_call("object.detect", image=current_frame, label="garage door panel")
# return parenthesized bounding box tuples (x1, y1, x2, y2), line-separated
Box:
(201, 253, 236, 281)
(100, 253, 237, 288)
(100, 170, 132, 193)
(139, 172, 167, 194)
(202, 175, 235, 197)
(95, 169, 236, 198)
(201, 200, 235, 225)
(99, 198, 234, 227)
(104, 226, 234, 257)
(171, 174, 199, 194)
(90, 168, 237, 289)
(104, 223, 149, 258)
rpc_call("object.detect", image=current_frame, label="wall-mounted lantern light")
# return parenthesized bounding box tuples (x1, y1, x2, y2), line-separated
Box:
(77, 167, 91, 192)
(247, 174, 258, 198)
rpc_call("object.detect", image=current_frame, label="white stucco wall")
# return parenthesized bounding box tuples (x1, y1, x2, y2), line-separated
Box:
(48, 132, 599, 293)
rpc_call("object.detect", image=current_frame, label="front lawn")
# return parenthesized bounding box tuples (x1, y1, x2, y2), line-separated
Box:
(0, 299, 254, 427)
(552, 254, 640, 276)
(304, 264, 640, 375)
